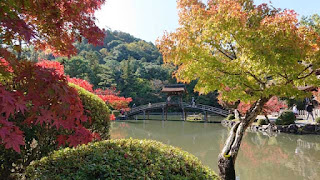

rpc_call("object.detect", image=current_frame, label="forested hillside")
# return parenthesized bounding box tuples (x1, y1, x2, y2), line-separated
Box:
(24, 30, 219, 107)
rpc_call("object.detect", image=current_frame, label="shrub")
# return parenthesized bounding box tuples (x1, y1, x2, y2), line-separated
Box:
(275, 111, 296, 125)
(69, 83, 110, 139)
(225, 114, 235, 120)
(187, 114, 202, 121)
(316, 117, 320, 124)
(112, 110, 120, 117)
(257, 119, 268, 125)
(26, 139, 218, 180)
(0, 61, 100, 179)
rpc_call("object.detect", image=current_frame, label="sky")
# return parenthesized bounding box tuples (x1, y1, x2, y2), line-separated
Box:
(95, 0, 320, 43)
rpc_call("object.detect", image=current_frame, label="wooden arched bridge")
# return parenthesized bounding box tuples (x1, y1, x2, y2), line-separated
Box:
(126, 102, 228, 120)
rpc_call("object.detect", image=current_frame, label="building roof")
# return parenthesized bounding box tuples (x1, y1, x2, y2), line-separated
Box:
(161, 84, 186, 93)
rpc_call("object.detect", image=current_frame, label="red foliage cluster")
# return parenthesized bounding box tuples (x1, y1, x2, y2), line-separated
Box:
(0, 0, 105, 57)
(0, 59, 98, 152)
(110, 114, 116, 121)
(36, 60, 65, 75)
(67, 77, 94, 92)
(36, 60, 132, 111)
(218, 93, 287, 116)
(237, 96, 287, 116)
(94, 89, 132, 111)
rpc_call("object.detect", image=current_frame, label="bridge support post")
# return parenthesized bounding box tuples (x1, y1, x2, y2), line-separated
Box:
(165, 107, 168, 121)
(205, 111, 208, 122)
(162, 107, 164, 120)
(143, 110, 146, 120)
(147, 111, 149, 120)
(182, 108, 185, 121)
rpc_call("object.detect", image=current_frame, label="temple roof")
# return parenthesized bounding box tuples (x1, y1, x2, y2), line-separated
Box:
(161, 84, 186, 93)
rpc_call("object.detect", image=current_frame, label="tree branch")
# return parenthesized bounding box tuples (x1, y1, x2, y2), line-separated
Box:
(297, 69, 315, 80)
(217, 48, 235, 60)
(245, 71, 266, 87)
(243, 83, 263, 92)
(228, 42, 237, 59)
(217, 69, 241, 76)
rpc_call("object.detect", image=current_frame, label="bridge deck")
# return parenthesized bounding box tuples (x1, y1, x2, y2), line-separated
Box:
(127, 102, 228, 117)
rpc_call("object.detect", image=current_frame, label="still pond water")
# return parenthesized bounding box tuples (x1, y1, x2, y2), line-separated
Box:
(110, 117, 320, 180)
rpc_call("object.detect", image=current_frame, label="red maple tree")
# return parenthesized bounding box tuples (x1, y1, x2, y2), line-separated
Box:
(1, 0, 107, 177)
(0, 0, 105, 58)
(0, 59, 101, 153)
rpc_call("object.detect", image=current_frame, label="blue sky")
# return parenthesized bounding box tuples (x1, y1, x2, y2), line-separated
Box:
(95, 0, 320, 43)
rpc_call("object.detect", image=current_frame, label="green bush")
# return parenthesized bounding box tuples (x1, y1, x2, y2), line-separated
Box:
(69, 83, 110, 139)
(276, 111, 296, 125)
(225, 114, 235, 121)
(112, 110, 120, 117)
(257, 119, 267, 125)
(26, 139, 218, 180)
(316, 117, 320, 124)
(186, 114, 202, 121)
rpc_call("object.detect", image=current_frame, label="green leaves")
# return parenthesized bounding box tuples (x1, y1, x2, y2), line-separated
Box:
(26, 139, 218, 180)
(158, 0, 320, 102)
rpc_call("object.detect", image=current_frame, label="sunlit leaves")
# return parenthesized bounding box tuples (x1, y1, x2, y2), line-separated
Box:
(157, 0, 320, 103)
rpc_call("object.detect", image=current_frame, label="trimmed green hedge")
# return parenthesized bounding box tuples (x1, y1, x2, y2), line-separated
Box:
(26, 139, 218, 180)
(186, 114, 202, 121)
(276, 111, 296, 125)
(69, 83, 110, 139)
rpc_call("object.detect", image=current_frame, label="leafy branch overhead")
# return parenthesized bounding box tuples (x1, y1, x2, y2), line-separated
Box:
(0, 0, 105, 57)
(158, 0, 320, 103)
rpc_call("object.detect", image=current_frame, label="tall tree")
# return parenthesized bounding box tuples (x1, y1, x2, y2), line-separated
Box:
(157, 0, 320, 179)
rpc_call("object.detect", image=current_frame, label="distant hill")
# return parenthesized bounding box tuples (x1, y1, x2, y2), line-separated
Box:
(23, 30, 219, 108)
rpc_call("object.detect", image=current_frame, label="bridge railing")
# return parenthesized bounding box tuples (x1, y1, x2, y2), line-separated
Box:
(129, 102, 167, 113)
(182, 103, 228, 116)
(128, 102, 228, 116)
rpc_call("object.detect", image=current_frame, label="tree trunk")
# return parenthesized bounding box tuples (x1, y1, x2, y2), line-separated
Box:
(218, 98, 269, 180)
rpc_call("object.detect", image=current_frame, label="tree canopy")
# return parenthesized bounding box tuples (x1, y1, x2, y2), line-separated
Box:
(158, 0, 320, 103)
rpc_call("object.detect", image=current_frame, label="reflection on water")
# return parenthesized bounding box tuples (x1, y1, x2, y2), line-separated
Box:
(110, 120, 320, 180)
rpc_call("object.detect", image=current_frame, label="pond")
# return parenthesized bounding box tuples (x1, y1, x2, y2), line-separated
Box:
(110, 118, 320, 180)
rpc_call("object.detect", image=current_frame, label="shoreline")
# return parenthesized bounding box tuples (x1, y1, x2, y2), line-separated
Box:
(221, 120, 320, 135)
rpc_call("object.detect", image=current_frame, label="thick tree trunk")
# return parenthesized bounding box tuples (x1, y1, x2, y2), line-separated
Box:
(218, 98, 269, 180)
